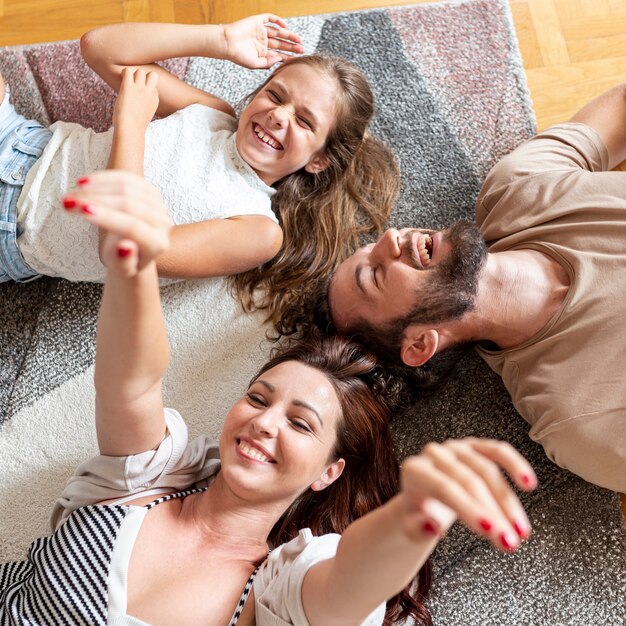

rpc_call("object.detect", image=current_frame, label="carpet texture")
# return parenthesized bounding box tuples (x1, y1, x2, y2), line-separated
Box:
(1, 0, 624, 624)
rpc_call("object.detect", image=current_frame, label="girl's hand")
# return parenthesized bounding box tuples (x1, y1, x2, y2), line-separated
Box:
(222, 14, 304, 69)
(400, 438, 537, 551)
(62, 171, 172, 277)
(112, 67, 159, 130)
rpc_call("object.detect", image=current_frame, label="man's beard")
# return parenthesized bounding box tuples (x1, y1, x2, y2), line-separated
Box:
(400, 220, 487, 326)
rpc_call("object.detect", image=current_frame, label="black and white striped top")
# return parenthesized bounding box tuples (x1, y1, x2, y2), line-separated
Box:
(0, 487, 256, 626)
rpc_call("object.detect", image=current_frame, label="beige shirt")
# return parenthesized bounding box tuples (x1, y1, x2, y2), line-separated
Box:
(475, 123, 626, 492)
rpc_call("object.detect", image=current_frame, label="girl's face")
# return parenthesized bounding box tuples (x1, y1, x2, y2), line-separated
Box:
(236, 63, 338, 186)
(219, 361, 345, 507)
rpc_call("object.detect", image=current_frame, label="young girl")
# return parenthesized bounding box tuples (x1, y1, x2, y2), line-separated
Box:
(0, 14, 398, 331)
(0, 171, 536, 626)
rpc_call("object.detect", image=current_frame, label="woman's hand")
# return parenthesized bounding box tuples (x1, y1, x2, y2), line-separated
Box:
(112, 67, 159, 130)
(400, 438, 537, 551)
(222, 14, 304, 69)
(63, 171, 172, 277)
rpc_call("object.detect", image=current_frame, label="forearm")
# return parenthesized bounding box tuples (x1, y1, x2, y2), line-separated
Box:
(303, 496, 436, 625)
(94, 262, 169, 451)
(81, 22, 226, 72)
(156, 217, 283, 278)
(107, 124, 146, 174)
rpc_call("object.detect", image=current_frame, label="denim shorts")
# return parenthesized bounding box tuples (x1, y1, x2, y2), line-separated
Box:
(0, 86, 52, 282)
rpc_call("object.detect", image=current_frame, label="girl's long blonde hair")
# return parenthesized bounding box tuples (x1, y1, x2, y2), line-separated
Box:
(229, 55, 399, 336)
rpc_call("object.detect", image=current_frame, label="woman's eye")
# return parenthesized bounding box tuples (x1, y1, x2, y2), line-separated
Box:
(290, 419, 312, 433)
(267, 90, 280, 103)
(247, 393, 266, 406)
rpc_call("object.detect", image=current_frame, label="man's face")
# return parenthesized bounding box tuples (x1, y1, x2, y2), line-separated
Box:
(328, 221, 487, 333)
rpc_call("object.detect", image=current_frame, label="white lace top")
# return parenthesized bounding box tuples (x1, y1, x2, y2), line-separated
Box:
(15, 104, 277, 282)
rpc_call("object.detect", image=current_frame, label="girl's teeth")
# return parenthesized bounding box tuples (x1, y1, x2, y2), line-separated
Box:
(239, 441, 270, 462)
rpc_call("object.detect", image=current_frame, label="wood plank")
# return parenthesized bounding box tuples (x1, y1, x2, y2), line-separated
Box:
(568, 34, 626, 63)
(510, 1, 543, 70)
(528, 0, 570, 66)
(527, 55, 626, 129)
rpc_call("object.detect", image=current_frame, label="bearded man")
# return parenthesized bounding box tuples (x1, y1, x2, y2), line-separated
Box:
(326, 84, 626, 493)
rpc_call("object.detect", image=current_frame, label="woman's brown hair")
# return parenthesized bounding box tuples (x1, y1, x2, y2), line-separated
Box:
(229, 55, 399, 336)
(254, 336, 432, 626)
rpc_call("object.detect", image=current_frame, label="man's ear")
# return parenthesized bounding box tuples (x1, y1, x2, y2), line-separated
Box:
(310, 458, 345, 492)
(400, 327, 439, 367)
(304, 153, 330, 174)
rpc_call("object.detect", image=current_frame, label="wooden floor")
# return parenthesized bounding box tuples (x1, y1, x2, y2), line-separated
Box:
(1, 0, 625, 516)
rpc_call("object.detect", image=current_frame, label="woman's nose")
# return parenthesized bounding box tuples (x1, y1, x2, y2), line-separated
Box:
(252, 409, 280, 437)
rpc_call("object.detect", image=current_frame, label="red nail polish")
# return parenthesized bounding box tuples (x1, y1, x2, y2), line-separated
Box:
(422, 521, 438, 535)
(77, 177, 90, 185)
(521, 474, 534, 487)
(513, 521, 529, 538)
(479, 518, 492, 532)
(82, 204, 96, 215)
(63, 198, 76, 209)
(500, 532, 517, 550)
(117, 247, 132, 258)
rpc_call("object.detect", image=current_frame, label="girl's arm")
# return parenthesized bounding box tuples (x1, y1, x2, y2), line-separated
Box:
(80, 15, 303, 118)
(157, 217, 283, 278)
(64, 171, 173, 456)
(302, 439, 537, 626)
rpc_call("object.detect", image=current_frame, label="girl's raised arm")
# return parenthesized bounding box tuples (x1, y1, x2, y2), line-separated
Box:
(80, 15, 303, 118)
(64, 172, 173, 457)
(302, 439, 537, 625)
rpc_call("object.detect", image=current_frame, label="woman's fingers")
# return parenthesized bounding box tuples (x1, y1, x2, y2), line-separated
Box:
(61, 171, 172, 273)
(401, 438, 536, 552)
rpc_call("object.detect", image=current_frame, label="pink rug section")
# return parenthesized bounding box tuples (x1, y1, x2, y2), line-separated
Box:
(391, 0, 534, 177)
(25, 42, 189, 132)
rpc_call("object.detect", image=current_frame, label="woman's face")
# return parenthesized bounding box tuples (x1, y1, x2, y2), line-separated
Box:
(219, 361, 345, 506)
(236, 63, 337, 186)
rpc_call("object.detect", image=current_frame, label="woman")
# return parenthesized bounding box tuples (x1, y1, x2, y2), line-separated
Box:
(0, 172, 536, 625)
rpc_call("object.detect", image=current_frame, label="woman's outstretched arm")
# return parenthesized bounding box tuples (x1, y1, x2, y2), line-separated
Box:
(80, 14, 303, 118)
(302, 439, 537, 626)
(64, 172, 173, 456)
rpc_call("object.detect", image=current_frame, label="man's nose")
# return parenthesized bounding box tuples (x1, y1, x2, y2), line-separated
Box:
(370, 229, 401, 264)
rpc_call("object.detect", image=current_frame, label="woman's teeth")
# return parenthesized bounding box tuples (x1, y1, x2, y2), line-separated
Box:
(238, 440, 272, 462)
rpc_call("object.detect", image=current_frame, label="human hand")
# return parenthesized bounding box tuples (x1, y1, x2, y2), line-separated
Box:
(222, 14, 304, 69)
(112, 67, 159, 130)
(400, 438, 537, 551)
(62, 171, 172, 277)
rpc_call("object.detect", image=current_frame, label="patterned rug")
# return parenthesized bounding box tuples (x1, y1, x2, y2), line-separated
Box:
(1, 0, 624, 623)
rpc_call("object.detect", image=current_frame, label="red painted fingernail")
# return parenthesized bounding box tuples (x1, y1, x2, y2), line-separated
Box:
(500, 532, 517, 550)
(82, 204, 96, 215)
(513, 520, 530, 539)
(479, 518, 492, 532)
(77, 177, 90, 185)
(521, 474, 535, 487)
(117, 246, 132, 258)
(63, 198, 76, 209)
(422, 521, 438, 535)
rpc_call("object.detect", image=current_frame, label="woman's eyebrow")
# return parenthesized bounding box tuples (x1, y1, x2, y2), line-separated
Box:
(293, 400, 323, 427)
(256, 378, 324, 427)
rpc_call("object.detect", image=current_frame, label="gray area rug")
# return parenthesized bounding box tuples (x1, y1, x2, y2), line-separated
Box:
(0, 1, 624, 624)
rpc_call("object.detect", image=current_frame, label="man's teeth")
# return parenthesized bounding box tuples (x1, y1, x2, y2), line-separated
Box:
(254, 126, 282, 150)
(418, 235, 433, 265)
(238, 440, 272, 462)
